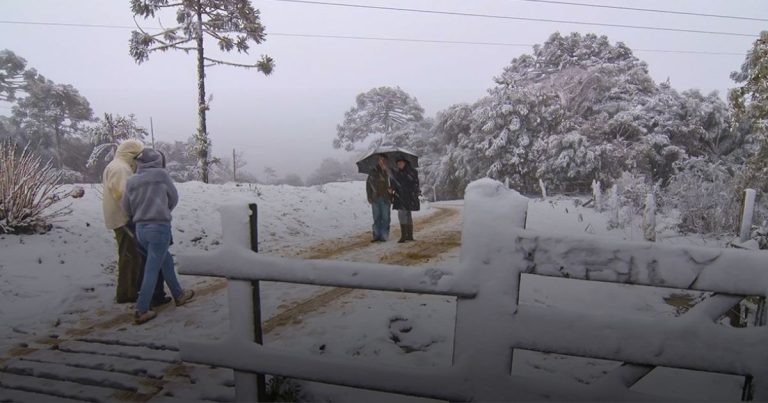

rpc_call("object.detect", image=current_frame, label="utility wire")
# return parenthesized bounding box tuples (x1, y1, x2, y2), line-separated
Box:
(0, 20, 747, 56)
(264, 0, 757, 38)
(513, 0, 768, 22)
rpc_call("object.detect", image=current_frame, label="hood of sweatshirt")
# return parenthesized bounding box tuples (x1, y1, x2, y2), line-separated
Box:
(135, 148, 164, 171)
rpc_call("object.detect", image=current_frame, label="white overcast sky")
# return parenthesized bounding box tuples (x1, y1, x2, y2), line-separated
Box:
(1, 0, 766, 178)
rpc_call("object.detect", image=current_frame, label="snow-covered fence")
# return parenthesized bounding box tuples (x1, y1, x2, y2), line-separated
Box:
(178, 179, 768, 401)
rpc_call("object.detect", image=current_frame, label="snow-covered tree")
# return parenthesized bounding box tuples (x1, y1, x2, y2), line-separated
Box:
(155, 138, 199, 182)
(333, 86, 424, 151)
(730, 31, 768, 135)
(10, 76, 93, 168)
(130, 0, 274, 183)
(86, 113, 148, 168)
(731, 31, 768, 195)
(0, 116, 26, 144)
(263, 166, 277, 184)
(0, 49, 41, 102)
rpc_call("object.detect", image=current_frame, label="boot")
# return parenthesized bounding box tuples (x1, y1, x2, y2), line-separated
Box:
(398, 225, 407, 243)
(175, 289, 196, 307)
(134, 310, 157, 325)
(406, 224, 415, 241)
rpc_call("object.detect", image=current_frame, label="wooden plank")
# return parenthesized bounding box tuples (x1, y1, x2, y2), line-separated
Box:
(181, 339, 469, 402)
(0, 372, 116, 402)
(57, 341, 179, 363)
(513, 306, 767, 377)
(0, 386, 83, 402)
(593, 294, 743, 388)
(75, 337, 179, 352)
(147, 397, 215, 403)
(2, 359, 160, 395)
(156, 380, 235, 402)
(22, 349, 171, 379)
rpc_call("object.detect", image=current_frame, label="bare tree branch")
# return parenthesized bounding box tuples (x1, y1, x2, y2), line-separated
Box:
(203, 57, 260, 69)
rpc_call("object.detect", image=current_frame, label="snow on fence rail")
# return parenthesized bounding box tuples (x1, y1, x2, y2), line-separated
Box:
(178, 178, 768, 401)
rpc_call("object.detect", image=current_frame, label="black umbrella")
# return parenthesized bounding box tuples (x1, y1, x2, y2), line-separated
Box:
(356, 146, 419, 174)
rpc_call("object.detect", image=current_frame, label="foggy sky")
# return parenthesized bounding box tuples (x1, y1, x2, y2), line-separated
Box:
(1, 0, 765, 179)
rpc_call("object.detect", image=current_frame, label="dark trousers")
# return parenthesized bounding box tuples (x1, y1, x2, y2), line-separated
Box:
(114, 226, 166, 303)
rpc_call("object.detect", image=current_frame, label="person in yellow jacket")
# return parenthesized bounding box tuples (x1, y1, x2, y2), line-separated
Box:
(102, 139, 168, 304)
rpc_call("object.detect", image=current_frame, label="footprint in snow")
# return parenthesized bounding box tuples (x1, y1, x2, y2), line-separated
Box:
(388, 316, 435, 354)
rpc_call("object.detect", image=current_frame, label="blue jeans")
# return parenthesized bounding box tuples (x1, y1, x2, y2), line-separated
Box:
(371, 198, 391, 240)
(135, 223, 184, 313)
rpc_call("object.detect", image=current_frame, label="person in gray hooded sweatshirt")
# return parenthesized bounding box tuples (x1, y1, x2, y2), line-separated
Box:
(122, 148, 194, 324)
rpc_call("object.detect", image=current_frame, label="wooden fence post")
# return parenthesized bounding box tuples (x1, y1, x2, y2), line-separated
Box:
(249, 203, 268, 402)
(643, 192, 656, 242)
(221, 204, 265, 401)
(592, 180, 604, 211)
(608, 185, 620, 229)
(740, 189, 757, 243)
(451, 181, 528, 401)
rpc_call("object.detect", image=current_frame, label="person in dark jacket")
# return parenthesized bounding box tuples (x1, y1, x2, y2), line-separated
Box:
(366, 154, 393, 242)
(121, 148, 195, 325)
(392, 158, 420, 243)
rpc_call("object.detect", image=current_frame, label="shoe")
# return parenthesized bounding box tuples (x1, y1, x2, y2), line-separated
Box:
(151, 296, 172, 308)
(134, 310, 157, 325)
(406, 224, 415, 241)
(175, 289, 195, 307)
(371, 238, 379, 243)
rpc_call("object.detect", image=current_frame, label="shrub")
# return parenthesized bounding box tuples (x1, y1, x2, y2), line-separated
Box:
(665, 158, 741, 234)
(0, 141, 71, 234)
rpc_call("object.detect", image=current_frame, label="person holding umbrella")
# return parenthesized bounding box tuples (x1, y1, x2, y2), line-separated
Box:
(366, 154, 394, 242)
(392, 157, 420, 243)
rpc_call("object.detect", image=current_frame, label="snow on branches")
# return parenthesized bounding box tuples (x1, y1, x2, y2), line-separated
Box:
(0, 141, 71, 234)
(334, 86, 424, 151)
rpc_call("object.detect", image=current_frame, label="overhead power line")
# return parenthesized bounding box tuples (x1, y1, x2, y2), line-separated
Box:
(265, 0, 758, 38)
(513, 0, 768, 22)
(0, 20, 747, 56)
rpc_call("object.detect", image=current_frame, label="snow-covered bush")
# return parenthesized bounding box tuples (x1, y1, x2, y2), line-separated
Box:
(665, 158, 741, 234)
(57, 167, 84, 184)
(0, 141, 71, 234)
(613, 171, 663, 213)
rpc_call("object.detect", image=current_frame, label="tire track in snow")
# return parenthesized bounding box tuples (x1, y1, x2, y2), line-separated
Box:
(262, 206, 462, 334)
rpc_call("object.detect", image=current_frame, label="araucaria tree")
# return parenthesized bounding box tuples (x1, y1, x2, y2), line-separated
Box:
(11, 76, 93, 169)
(334, 86, 424, 151)
(0, 49, 39, 102)
(129, 0, 275, 183)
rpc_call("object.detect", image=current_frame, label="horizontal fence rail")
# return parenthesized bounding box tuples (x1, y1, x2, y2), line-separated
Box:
(179, 252, 476, 297)
(178, 339, 661, 402)
(515, 230, 768, 296)
(512, 305, 768, 376)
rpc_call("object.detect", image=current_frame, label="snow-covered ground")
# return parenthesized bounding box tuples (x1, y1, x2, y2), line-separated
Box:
(0, 181, 750, 401)
(0, 181, 433, 353)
